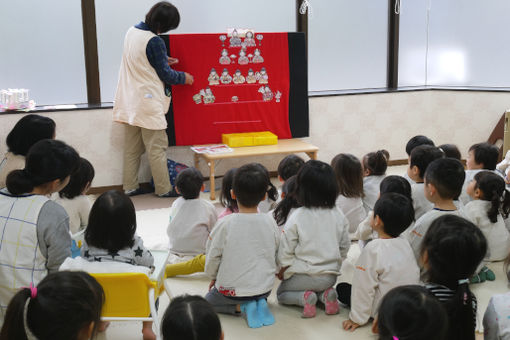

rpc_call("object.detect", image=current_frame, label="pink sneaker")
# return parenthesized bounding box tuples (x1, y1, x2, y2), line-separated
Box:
(302, 291, 317, 318)
(322, 288, 339, 315)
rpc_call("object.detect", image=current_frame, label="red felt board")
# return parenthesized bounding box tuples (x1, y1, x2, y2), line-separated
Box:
(167, 33, 291, 146)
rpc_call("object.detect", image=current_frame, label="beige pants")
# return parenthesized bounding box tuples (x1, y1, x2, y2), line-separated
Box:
(122, 124, 171, 195)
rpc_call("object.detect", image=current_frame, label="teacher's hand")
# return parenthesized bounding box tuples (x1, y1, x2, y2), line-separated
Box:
(184, 72, 194, 85)
(167, 57, 179, 66)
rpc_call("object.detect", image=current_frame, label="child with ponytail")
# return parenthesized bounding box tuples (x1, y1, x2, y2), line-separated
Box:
(362, 150, 389, 213)
(272, 175, 301, 228)
(0, 139, 79, 320)
(465, 171, 510, 282)
(421, 215, 487, 340)
(0, 271, 104, 340)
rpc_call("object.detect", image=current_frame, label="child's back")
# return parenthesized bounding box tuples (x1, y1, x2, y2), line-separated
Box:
(362, 150, 389, 212)
(167, 168, 218, 256)
(206, 212, 279, 296)
(168, 196, 217, 256)
(279, 207, 349, 279)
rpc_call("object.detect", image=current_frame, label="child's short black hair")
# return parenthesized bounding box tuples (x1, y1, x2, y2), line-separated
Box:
(6, 114, 56, 156)
(424, 158, 465, 200)
(469, 142, 500, 170)
(374, 193, 414, 237)
(406, 135, 435, 156)
(145, 1, 180, 34)
(438, 144, 461, 160)
(161, 295, 222, 340)
(175, 168, 203, 199)
(59, 157, 95, 199)
(379, 175, 412, 200)
(410, 145, 444, 179)
(277, 154, 305, 181)
(232, 163, 271, 208)
(85, 190, 136, 253)
(363, 150, 389, 176)
(377, 285, 448, 340)
(296, 160, 338, 208)
(219, 168, 237, 213)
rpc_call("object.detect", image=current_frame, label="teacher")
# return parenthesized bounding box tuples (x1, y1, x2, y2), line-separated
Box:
(113, 1, 193, 197)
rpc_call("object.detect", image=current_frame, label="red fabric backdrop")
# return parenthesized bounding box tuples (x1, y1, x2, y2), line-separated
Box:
(168, 33, 291, 146)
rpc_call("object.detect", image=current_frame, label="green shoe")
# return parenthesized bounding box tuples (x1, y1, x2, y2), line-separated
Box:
(482, 266, 496, 281)
(470, 270, 487, 284)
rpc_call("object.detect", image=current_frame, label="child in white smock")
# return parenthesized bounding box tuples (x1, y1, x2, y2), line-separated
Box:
(277, 160, 350, 318)
(361, 150, 389, 213)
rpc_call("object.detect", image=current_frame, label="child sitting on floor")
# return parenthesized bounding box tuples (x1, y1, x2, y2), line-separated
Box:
(272, 175, 301, 229)
(205, 163, 280, 328)
(218, 168, 238, 219)
(81, 190, 156, 340)
(421, 215, 486, 340)
(375, 285, 448, 340)
(340, 193, 420, 331)
(277, 161, 350, 318)
(460, 142, 501, 205)
(161, 295, 223, 340)
(354, 175, 412, 246)
(407, 158, 468, 261)
(403, 135, 435, 184)
(407, 145, 444, 220)
(362, 150, 389, 213)
(167, 168, 217, 259)
(465, 171, 510, 282)
(55, 157, 95, 235)
(331, 153, 367, 236)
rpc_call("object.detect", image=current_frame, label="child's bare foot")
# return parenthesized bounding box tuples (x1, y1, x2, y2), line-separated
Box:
(142, 321, 156, 340)
(98, 321, 110, 332)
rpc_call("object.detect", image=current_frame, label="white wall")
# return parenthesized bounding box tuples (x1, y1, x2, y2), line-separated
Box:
(1, 91, 508, 188)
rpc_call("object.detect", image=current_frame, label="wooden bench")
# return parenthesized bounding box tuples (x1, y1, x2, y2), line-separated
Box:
(193, 139, 319, 200)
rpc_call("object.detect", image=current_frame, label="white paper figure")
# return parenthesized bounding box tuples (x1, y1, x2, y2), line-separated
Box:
(257, 67, 268, 84)
(275, 91, 282, 103)
(229, 29, 242, 47)
(233, 69, 246, 84)
(263, 86, 273, 101)
(219, 49, 231, 65)
(220, 69, 232, 84)
(238, 49, 249, 65)
(246, 69, 257, 84)
(244, 31, 256, 47)
(203, 88, 215, 104)
(208, 68, 220, 85)
(252, 49, 264, 63)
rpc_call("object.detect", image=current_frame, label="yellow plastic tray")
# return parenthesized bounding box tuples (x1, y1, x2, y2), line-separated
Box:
(222, 131, 278, 147)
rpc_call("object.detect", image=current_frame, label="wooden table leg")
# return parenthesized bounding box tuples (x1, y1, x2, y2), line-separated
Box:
(306, 151, 318, 160)
(194, 153, 200, 169)
(209, 160, 216, 200)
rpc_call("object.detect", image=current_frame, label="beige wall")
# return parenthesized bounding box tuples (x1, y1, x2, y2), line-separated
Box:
(1, 90, 508, 188)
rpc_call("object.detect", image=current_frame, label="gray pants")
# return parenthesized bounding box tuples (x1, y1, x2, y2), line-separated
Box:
(277, 274, 337, 306)
(205, 288, 270, 315)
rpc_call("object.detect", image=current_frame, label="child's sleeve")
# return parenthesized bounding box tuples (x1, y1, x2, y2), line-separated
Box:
(277, 217, 299, 268)
(483, 297, 500, 340)
(205, 222, 226, 279)
(406, 215, 428, 261)
(354, 211, 374, 241)
(349, 245, 379, 326)
(337, 215, 351, 261)
(132, 235, 155, 269)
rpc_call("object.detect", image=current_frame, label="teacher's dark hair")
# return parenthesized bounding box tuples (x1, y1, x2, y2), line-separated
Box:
(6, 114, 55, 156)
(145, 1, 180, 34)
(6, 139, 79, 195)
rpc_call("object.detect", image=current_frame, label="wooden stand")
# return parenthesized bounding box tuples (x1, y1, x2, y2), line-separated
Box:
(193, 139, 319, 200)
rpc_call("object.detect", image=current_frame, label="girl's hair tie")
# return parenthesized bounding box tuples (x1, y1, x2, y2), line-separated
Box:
(458, 278, 469, 285)
(393, 337, 399, 340)
(22, 283, 37, 299)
